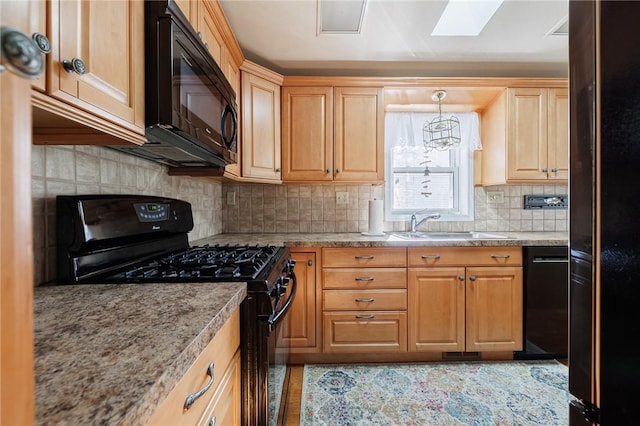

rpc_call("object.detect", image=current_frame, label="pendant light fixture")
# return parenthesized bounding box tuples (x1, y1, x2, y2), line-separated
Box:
(423, 90, 461, 151)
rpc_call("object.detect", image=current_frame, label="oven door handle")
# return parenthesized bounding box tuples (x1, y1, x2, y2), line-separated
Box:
(268, 271, 297, 330)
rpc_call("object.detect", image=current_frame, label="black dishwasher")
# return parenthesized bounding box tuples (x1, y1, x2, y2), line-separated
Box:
(515, 246, 569, 360)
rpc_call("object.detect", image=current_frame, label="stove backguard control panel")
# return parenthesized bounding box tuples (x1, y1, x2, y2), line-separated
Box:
(523, 194, 569, 210)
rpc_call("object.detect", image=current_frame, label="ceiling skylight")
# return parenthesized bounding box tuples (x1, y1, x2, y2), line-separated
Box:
(318, 0, 368, 34)
(431, 0, 504, 36)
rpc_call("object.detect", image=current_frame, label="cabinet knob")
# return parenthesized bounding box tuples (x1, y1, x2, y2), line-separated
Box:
(275, 167, 281, 173)
(551, 167, 558, 173)
(326, 168, 331, 174)
(0, 26, 44, 79)
(307, 259, 313, 267)
(469, 276, 476, 281)
(62, 58, 86, 75)
(336, 168, 341, 174)
(542, 168, 548, 173)
(32, 32, 51, 54)
(458, 275, 465, 281)
(209, 415, 216, 426)
(197, 31, 203, 39)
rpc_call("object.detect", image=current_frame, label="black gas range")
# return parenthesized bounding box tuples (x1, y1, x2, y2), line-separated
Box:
(56, 194, 296, 426)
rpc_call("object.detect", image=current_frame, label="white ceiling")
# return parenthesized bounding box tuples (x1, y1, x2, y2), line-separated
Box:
(219, 0, 569, 78)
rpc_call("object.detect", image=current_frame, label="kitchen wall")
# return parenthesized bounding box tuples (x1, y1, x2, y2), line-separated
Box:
(32, 145, 223, 285)
(31, 144, 568, 285)
(222, 182, 568, 234)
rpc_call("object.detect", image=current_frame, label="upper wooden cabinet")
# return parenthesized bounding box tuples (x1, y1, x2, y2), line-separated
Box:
(282, 86, 384, 183)
(32, 0, 146, 145)
(481, 86, 568, 185)
(240, 62, 283, 182)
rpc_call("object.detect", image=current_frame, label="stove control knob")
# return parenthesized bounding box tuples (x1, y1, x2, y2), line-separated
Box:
(280, 277, 290, 287)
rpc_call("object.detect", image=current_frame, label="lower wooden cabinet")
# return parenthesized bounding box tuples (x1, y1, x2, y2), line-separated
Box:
(323, 311, 407, 353)
(199, 350, 241, 426)
(279, 249, 321, 353)
(147, 310, 240, 425)
(408, 247, 523, 353)
(321, 247, 408, 353)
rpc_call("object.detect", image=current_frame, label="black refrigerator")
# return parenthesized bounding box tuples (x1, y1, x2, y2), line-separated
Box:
(569, 1, 640, 425)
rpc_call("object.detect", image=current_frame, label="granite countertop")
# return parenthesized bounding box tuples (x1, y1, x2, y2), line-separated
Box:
(192, 231, 568, 248)
(34, 282, 246, 425)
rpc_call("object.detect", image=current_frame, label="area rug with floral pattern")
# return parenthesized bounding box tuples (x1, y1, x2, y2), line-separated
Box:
(301, 360, 570, 426)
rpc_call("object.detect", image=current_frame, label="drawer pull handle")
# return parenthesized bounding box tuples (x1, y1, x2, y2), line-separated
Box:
(355, 277, 374, 282)
(355, 314, 375, 319)
(421, 255, 441, 259)
(491, 254, 511, 259)
(355, 255, 374, 260)
(355, 298, 375, 302)
(184, 362, 215, 410)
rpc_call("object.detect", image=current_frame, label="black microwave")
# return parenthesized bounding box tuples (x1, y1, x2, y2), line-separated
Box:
(110, 0, 238, 168)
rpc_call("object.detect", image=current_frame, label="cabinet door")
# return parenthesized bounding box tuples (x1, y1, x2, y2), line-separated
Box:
(408, 268, 465, 352)
(334, 87, 384, 182)
(507, 88, 549, 180)
(1, 3, 36, 424)
(548, 88, 569, 180)
(279, 250, 318, 351)
(52, 0, 144, 130)
(282, 86, 334, 181)
(198, 1, 224, 66)
(465, 267, 523, 352)
(241, 72, 281, 181)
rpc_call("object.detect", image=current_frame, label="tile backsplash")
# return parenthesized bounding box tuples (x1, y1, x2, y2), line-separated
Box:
(31, 145, 568, 285)
(222, 182, 568, 234)
(32, 145, 223, 285)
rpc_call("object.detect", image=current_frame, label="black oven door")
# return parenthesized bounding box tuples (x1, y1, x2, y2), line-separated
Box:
(267, 272, 297, 426)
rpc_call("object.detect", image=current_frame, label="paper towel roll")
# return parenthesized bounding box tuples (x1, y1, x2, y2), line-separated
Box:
(367, 199, 384, 235)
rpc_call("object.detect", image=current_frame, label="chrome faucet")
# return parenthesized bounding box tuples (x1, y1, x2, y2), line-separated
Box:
(409, 211, 441, 233)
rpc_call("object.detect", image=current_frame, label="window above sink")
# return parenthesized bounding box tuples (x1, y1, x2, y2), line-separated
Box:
(384, 111, 481, 223)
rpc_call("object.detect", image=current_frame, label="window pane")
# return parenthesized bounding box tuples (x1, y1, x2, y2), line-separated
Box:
(392, 171, 454, 211)
(424, 149, 452, 168)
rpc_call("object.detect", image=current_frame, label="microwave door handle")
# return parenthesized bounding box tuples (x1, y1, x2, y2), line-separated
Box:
(220, 104, 237, 149)
(268, 271, 297, 330)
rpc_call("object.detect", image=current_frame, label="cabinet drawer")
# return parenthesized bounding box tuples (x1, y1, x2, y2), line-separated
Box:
(322, 248, 407, 267)
(322, 268, 407, 289)
(199, 350, 241, 426)
(148, 310, 240, 425)
(323, 311, 407, 353)
(323, 289, 407, 311)
(408, 247, 522, 267)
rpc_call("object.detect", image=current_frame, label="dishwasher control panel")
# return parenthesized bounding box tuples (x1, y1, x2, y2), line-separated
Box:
(523, 194, 568, 209)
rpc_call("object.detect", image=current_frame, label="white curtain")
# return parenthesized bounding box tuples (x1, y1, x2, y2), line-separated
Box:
(384, 111, 482, 153)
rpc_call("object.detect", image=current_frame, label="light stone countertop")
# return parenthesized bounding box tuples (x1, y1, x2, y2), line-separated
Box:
(192, 231, 568, 248)
(34, 282, 246, 425)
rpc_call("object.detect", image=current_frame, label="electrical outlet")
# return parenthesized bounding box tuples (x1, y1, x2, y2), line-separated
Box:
(336, 191, 349, 205)
(487, 190, 504, 204)
(226, 191, 236, 205)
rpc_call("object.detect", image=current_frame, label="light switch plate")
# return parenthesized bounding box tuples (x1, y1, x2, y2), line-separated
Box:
(226, 191, 236, 205)
(336, 191, 349, 205)
(487, 190, 504, 204)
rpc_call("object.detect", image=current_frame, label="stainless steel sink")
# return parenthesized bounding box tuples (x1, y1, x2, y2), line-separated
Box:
(389, 231, 512, 240)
